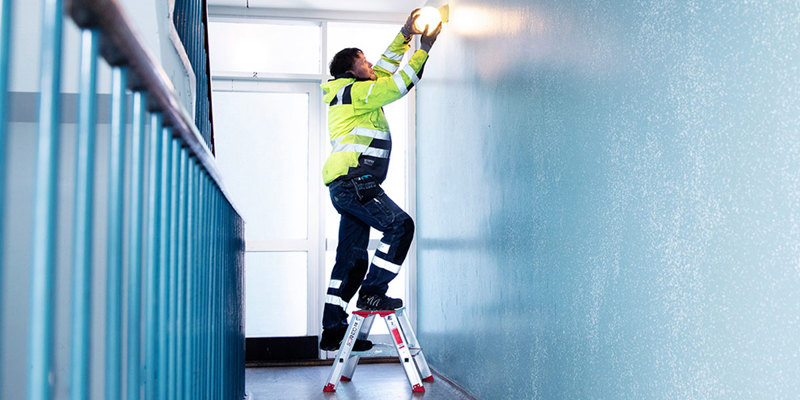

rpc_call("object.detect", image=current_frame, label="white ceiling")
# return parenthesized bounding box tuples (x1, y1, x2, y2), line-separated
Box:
(207, 0, 427, 14)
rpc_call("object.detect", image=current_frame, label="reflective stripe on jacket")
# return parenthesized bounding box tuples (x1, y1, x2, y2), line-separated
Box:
(321, 32, 429, 185)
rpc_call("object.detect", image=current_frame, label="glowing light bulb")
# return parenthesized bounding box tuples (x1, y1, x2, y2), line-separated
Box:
(414, 7, 442, 32)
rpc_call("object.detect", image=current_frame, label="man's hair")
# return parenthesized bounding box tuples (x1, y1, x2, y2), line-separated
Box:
(329, 48, 363, 77)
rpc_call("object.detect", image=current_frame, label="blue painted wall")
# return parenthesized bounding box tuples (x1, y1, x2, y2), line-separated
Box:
(416, 0, 800, 398)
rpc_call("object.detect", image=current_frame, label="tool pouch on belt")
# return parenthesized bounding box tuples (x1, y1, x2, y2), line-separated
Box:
(352, 174, 383, 204)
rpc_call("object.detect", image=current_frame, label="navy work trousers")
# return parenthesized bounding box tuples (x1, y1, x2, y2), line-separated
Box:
(322, 178, 415, 331)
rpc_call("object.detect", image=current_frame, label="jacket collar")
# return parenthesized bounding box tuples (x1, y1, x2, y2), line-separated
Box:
(330, 72, 371, 82)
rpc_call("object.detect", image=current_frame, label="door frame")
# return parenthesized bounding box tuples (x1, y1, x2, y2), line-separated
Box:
(209, 12, 419, 361)
(211, 78, 324, 339)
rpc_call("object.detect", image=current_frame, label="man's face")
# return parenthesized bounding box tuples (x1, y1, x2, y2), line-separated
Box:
(348, 52, 376, 81)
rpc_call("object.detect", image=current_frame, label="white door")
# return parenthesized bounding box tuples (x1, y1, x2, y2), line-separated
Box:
(212, 80, 323, 339)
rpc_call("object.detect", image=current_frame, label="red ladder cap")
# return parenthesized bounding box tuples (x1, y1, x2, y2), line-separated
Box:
(340, 376, 351, 382)
(353, 310, 396, 317)
(323, 383, 336, 392)
(412, 384, 425, 392)
(423, 376, 434, 382)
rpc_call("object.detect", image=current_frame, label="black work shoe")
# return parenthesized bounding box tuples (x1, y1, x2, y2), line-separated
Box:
(356, 293, 403, 311)
(320, 327, 373, 352)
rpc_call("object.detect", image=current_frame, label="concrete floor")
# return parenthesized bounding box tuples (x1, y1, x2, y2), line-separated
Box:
(246, 363, 476, 400)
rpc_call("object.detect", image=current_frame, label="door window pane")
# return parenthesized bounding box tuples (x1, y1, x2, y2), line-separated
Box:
(327, 22, 402, 70)
(209, 21, 320, 74)
(245, 252, 308, 337)
(213, 90, 309, 241)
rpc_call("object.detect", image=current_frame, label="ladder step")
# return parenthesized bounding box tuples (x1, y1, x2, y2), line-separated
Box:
(351, 343, 422, 357)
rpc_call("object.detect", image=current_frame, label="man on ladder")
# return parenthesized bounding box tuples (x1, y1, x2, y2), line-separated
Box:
(319, 8, 442, 352)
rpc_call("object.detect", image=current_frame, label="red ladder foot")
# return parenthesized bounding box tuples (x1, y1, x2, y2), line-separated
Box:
(323, 383, 336, 392)
(412, 384, 425, 392)
(340, 376, 351, 382)
(422, 375, 434, 382)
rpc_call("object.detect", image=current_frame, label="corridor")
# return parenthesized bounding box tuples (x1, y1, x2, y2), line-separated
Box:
(245, 363, 475, 400)
(2, 0, 800, 398)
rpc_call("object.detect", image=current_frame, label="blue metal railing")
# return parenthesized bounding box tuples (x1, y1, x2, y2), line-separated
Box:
(69, 26, 99, 400)
(0, 0, 246, 398)
(0, 0, 11, 390)
(173, 0, 214, 150)
(107, 64, 128, 400)
(28, 0, 64, 398)
(127, 90, 148, 400)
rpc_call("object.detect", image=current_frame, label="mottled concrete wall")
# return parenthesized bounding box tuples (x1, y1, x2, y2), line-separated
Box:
(416, 0, 800, 398)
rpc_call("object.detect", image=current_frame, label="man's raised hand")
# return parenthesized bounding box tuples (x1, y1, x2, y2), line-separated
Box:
(420, 21, 443, 52)
(402, 8, 423, 37)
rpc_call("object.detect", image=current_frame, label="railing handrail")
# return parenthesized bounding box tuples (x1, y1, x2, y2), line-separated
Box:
(66, 0, 239, 217)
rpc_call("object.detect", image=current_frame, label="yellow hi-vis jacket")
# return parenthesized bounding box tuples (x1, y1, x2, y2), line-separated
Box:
(321, 32, 429, 186)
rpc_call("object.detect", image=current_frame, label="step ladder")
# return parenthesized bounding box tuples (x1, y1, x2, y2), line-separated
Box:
(323, 307, 433, 393)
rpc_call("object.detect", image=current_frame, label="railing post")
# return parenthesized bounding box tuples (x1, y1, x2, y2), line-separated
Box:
(218, 195, 223, 399)
(0, 0, 12, 384)
(167, 137, 180, 399)
(185, 161, 196, 399)
(223, 196, 229, 399)
(227, 204, 232, 399)
(28, 0, 63, 397)
(192, 171, 200, 399)
(106, 64, 127, 400)
(145, 112, 164, 400)
(236, 213, 244, 399)
(176, 147, 189, 400)
(239, 215, 244, 397)
(210, 187, 216, 398)
(202, 173, 210, 398)
(196, 171, 206, 399)
(157, 126, 173, 400)
(190, 171, 196, 399)
(213, 181, 219, 398)
(127, 91, 148, 400)
(205, 174, 213, 399)
(220, 202, 225, 399)
(70, 27, 99, 400)
(209, 185, 214, 398)
(0, 0, 11, 284)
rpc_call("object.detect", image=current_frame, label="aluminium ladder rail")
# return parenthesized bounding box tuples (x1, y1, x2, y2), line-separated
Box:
(323, 307, 433, 393)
